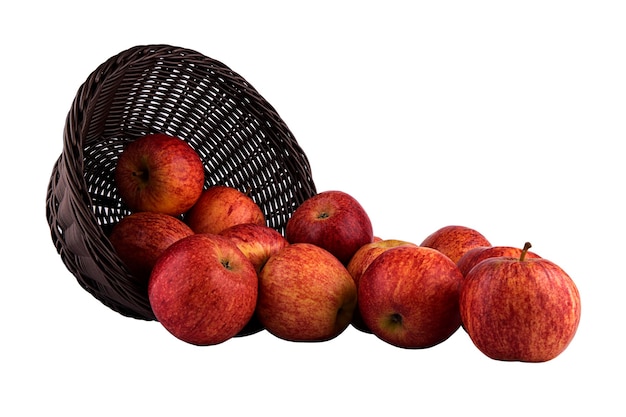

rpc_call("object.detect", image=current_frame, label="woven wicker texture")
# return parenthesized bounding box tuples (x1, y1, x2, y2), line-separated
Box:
(46, 44, 317, 320)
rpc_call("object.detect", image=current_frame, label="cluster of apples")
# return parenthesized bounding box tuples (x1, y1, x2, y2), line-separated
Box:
(110, 133, 581, 362)
(356, 228, 581, 362)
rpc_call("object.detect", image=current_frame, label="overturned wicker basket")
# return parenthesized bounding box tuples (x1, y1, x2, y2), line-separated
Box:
(46, 44, 317, 321)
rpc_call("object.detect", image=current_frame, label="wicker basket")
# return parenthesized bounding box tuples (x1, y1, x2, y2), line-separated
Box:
(46, 44, 317, 321)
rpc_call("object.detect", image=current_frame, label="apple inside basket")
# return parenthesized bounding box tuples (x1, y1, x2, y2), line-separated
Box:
(45, 44, 317, 321)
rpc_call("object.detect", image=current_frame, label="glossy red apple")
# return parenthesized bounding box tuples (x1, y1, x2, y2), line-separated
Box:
(459, 242, 581, 362)
(109, 211, 194, 286)
(285, 190, 374, 265)
(148, 234, 258, 346)
(346, 239, 417, 333)
(219, 222, 290, 336)
(219, 223, 289, 274)
(114, 133, 205, 216)
(358, 245, 463, 348)
(457, 245, 541, 277)
(185, 185, 266, 235)
(420, 225, 491, 264)
(257, 243, 357, 342)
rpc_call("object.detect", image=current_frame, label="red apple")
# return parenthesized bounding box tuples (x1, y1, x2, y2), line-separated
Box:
(459, 242, 581, 362)
(358, 245, 463, 348)
(457, 245, 541, 277)
(257, 243, 357, 342)
(114, 133, 205, 216)
(109, 211, 194, 286)
(219, 222, 290, 336)
(420, 225, 491, 264)
(219, 223, 289, 274)
(185, 185, 266, 235)
(285, 190, 374, 265)
(346, 239, 417, 333)
(148, 234, 258, 346)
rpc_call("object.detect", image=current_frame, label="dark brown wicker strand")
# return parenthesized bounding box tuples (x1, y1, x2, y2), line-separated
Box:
(46, 44, 317, 321)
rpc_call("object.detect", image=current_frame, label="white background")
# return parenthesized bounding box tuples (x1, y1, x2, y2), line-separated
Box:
(2, 1, 624, 415)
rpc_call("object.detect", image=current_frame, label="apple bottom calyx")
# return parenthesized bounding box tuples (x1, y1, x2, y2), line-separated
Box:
(387, 313, 403, 327)
(132, 169, 149, 182)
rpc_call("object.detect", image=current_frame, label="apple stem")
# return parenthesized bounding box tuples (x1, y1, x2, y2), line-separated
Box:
(520, 242, 532, 261)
